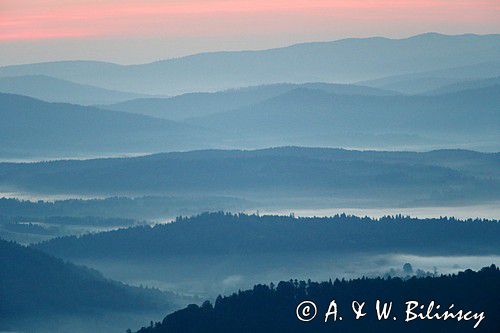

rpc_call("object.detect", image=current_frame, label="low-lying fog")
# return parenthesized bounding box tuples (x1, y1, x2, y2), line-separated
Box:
(0, 191, 106, 202)
(77, 253, 499, 300)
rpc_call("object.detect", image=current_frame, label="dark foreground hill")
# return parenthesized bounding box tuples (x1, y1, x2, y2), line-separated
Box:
(0, 238, 176, 331)
(135, 265, 500, 333)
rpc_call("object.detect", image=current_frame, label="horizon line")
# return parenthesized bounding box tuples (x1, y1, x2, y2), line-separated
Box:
(1, 31, 498, 68)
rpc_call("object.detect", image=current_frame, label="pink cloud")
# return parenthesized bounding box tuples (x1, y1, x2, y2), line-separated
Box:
(1, 0, 499, 41)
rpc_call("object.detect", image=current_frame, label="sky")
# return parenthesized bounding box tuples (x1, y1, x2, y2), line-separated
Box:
(0, 0, 499, 66)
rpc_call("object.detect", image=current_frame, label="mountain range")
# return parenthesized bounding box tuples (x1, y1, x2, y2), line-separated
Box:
(186, 85, 499, 150)
(2, 82, 499, 158)
(0, 147, 498, 207)
(1, 33, 499, 95)
(2, 30, 499, 333)
(1, 33, 499, 157)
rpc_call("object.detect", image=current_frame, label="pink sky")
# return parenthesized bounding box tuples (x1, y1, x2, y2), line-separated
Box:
(0, 0, 499, 64)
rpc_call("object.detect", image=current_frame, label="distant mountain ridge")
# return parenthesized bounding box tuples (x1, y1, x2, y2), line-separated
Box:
(0, 93, 213, 158)
(103, 83, 500, 152)
(2, 81, 499, 158)
(1, 33, 498, 95)
(359, 62, 500, 94)
(101, 83, 399, 121)
(1, 33, 499, 156)
(422, 76, 500, 95)
(0, 75, 156, 105)
(186, 85, 500, 149)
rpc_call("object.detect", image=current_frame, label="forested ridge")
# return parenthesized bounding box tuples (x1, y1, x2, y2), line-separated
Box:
(34, 212, 500, 259)
(1, 148, 498, 207)
(135, 265, 500, 333)
(0, 238, 174, 319)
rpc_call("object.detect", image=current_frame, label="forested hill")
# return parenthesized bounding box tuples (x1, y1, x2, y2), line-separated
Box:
(0, 148, 498, 207)
(135, 265, 499, 333)
(33, 213, 500, 260)
(0, 196, 250, 219)
(0, 238, 173, 319)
